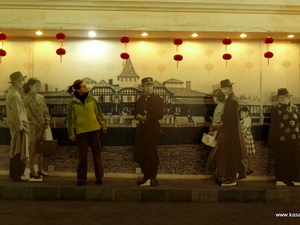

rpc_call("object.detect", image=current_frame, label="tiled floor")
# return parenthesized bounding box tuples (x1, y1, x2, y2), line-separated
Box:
(1, 201, 300, 225)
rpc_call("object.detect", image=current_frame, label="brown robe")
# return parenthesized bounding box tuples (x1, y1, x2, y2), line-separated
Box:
(216, 93, 247, 179)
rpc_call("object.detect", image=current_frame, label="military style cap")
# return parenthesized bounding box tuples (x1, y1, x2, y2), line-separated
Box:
(141, 77, 154, 85)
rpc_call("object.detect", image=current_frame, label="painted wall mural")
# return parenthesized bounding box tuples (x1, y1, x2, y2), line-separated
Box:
(0, 38, 300, 185)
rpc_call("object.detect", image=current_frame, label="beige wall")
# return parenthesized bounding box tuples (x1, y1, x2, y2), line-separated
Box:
(1, 38, 299, 102)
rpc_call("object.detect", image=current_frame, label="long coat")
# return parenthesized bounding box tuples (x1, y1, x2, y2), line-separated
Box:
(6, 88, 29, 163)
(268, 102, 300, 182)
(23, 92, 51, 166)
(134, 93, 164, 167)
(216, 92, 247, 179)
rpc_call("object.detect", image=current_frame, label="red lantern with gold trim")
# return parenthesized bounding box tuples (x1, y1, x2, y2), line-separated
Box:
(120, 36, 130, 50)
(222, 38, 232, 51)
(55, 33, 66, 62)
(264, 36, 274, 51)
(56, 47, 66, 63)
(56, 33, 66, 45)
(120, 52, 130, 60)
(120, 52, 130, 66)
(264, 51, 274, 65)
(264, 37, 274, 44)
(222, 53, 232, 67)
(0, 32, 7, 47)
(174, 54, 183, 68)
(173, 38, 183, 52)
(0, 48, 7, 63)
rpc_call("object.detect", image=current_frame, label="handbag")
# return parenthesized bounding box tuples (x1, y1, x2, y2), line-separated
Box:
(202, 131, 217, 147)
(35, 127, 58, 155)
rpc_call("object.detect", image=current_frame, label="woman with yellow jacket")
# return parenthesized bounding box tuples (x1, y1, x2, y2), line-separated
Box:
(67, 79, 107, 186)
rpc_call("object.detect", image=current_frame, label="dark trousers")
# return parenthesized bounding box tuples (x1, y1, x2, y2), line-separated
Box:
(139, 158, 159, 179)
(76, 130, 103, 182)
(10, 153, 26, 179)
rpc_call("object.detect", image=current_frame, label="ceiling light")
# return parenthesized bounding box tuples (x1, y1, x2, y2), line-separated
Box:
(35, 31, 43, 35)
(141, 32, 148, 36)
(240, 33, 247, 38)
(191, 33, 198, 37)
(88, 31, 96, 37)
(287, 34, 295, 38)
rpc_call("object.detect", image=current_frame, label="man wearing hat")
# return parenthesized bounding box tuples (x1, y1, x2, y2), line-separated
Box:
(6, 71, 29, 182)
(134, 77, 164, 186)
(268, 88, 300, 186)
(212, 79, 247, 186)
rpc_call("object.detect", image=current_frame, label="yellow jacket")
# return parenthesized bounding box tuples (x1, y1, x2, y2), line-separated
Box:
(67, 92, 106, 138)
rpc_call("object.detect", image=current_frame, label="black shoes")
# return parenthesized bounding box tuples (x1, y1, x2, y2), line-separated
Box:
(150, 178, 158, 186)
(30, 173, 42, 179)
(77, 181, 86, 186)
(37, 171, 49, 177)
(283, 181, 294, 186)
(96, 179, 102, 185)
(246, 170, 254, 175)
(138, 177, 148, 185)
(77, 179, 103, 186)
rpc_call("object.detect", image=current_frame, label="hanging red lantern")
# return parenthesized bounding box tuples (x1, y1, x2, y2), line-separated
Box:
(120, 52, 130, 60)
(0, 48, 7, 63)
(173, 38, 183, 52)
(264, 37, 274, 44)
(55, 33, 66, 62)
(56, 47, 66, 63)
(56, 32, 66, 47)
(222, 38, 232, 51)
(56, 33, 66, 41)
(120, 52, 130, 66)
(0, 32, 7, 48)
(264, 36, 274, 51)
(264, 51, 274, 65)
(120, 36, 130, 50)
(173, 38, 183, 46)
(222, 53, 232, 67)
(173, 54, 183, 68)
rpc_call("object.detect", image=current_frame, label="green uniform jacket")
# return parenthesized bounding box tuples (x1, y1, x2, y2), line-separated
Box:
(66, 93, 107, 139)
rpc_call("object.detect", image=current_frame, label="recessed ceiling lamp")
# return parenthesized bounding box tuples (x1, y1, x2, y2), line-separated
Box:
(287, 34, 295, 38)
(240, 33, 247, 38)
(141, 32, 148, 36)
(35, 31, 43, 35)
(88, 31, 97, 37)
(191, 33, 198, 37)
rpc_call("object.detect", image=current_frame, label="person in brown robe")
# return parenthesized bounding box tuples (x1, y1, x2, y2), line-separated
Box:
(212, 79, 247, 186)
(268, 88, 300, 186)
(134, 77, 164, 186)
(6, 71, 29, 182)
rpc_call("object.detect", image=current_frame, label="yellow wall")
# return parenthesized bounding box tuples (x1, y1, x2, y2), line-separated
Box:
(0, 38, 299, 101)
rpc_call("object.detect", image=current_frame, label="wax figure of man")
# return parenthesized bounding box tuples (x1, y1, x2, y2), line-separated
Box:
(134, 77, 164, 186)
(6, 71, 29, 182)
(268, 88, 300, 186)
(213, 79, 247, 187)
